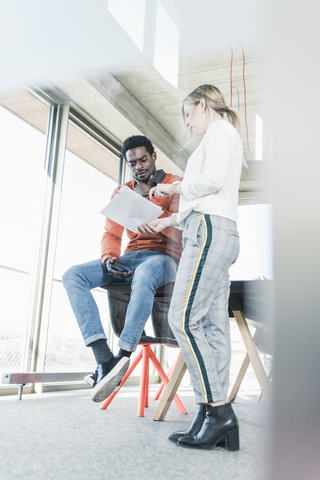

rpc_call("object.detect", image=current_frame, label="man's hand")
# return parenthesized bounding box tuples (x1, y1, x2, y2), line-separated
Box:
(149, 182, 180, 199)
(138, 216, 177, 235)
(134, 174, 154, 197)
(104, 257, 133, 279)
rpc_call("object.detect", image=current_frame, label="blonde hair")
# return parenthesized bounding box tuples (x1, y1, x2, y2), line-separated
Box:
(182, 84, 241, 140)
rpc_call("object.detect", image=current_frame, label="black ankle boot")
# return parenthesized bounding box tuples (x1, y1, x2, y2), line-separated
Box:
(168, 404, 206, 443)
(168, 404, 226, 447)
(177, 403, 239, 451)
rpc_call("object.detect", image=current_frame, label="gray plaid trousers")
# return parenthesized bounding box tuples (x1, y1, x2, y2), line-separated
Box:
(168, 213, 240, 404)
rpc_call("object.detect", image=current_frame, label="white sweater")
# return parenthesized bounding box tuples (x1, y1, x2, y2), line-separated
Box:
(176, 120, 243, 227)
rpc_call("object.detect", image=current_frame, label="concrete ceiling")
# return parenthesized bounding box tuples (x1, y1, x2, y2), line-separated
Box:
(51, 43, 269, 204)
(0, 0, 270, 203)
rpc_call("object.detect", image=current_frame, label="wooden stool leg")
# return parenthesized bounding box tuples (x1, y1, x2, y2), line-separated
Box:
(152, 354, 188, 421)
(149, 348, 187, 414)
(153, 350, 182, 400)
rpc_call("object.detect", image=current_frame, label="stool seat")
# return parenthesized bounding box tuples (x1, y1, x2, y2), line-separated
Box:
(101, 282, 175, 302)
(138, 336, 178, 347)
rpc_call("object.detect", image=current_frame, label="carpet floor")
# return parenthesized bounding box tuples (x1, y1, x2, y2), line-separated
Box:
(0, 385, 270, 480)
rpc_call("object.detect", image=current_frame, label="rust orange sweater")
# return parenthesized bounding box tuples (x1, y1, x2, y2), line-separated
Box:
(101, 173, 183, 264)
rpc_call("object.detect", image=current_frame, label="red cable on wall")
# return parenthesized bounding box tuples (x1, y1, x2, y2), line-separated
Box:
(241, 45, 255, 160)
(230, 46, 233, 107)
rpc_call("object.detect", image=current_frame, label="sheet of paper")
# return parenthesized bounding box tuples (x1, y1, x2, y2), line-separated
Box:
(100, 186, 163, 233)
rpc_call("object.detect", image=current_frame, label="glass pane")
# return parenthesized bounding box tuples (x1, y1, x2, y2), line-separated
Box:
(230, 203, 273, 281)
(229, 203, 273, 391)
(0, 103, 47, 377)
(44, 281, 110, 372)
(44, 128, 118, 372)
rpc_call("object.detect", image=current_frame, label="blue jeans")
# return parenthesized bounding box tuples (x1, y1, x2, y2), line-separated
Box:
(62, 250, 178, 352)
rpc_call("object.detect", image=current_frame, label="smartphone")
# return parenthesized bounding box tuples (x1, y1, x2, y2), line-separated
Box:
(111, 265, 126, 272)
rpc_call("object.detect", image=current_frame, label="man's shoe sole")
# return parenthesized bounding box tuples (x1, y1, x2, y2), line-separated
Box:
(91, 358, 130, 403)
(84, 374, 121, 393)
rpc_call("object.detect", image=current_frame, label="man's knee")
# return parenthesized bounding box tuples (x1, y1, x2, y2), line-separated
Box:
(62, 265, 82, 290)
(131, 267, 157, 292)
(133, 256, 176, 289)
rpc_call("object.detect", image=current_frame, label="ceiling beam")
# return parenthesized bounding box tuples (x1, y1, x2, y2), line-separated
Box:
(86, 73, 189, 171)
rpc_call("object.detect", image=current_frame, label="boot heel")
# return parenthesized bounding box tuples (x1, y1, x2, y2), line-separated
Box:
(226, 428, 240, 451)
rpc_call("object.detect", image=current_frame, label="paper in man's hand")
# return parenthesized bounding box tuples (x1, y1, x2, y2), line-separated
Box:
(101, 186, 163, 233)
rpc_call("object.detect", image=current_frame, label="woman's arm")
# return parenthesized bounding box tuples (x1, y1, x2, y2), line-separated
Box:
(138, 214, 179, 235)
(149, 182, 181, 199)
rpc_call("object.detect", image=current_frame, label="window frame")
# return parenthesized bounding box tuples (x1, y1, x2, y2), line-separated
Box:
(0, 85, 123, 396)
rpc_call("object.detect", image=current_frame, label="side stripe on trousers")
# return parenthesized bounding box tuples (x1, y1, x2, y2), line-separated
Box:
(180, 214, 213, 403)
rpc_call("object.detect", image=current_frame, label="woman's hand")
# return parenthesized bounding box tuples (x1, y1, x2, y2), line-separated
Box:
(138, 216, 177, 235)
(149, 182, 181, 199)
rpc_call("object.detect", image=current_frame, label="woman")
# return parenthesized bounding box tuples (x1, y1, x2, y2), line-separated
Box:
(138, 85, 243, 451)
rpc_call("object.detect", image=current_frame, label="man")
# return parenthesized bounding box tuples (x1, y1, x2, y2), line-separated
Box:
(62, 135, 182, 403)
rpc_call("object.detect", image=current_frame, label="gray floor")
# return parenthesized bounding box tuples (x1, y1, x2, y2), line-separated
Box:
(0, 385, 270, 480)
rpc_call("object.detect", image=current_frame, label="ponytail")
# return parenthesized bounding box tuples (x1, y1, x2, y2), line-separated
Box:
(182, 85, 241, 136)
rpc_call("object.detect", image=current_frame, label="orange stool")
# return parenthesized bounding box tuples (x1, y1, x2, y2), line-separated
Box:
(99, 283, 187, 417)
(100, 346, 186, 416)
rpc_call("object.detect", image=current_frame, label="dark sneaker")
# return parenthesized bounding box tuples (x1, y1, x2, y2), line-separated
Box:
(84, 371, 121, 392)
(91, 356, 130, 403)
(84, 372, 96, 387)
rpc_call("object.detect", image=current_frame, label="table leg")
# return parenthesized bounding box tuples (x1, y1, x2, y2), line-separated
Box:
(228, 327, 262, 403)
(232, 300, 271, 408)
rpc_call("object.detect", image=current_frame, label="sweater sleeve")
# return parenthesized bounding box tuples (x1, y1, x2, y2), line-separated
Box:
(100, 187, 125, 264)
(158, 191, 181, 242)
(180, 123, 232, 200)
(157, 175, 183, 243)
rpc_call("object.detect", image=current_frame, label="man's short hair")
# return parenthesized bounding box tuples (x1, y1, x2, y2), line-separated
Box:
(121, 135, 155, 161)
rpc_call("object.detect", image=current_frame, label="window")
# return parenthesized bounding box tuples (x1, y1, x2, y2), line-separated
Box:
(0, 100, 48, 378)
(44, 123, 118, 372)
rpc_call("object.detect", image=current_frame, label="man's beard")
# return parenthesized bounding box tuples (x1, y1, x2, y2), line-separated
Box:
(138, 174, 150, 184)
(136, 169, 156, 183)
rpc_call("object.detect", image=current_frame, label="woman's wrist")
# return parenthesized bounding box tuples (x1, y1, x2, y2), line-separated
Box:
(172, 182, 182, 194)
(167, 214, 179, 227)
